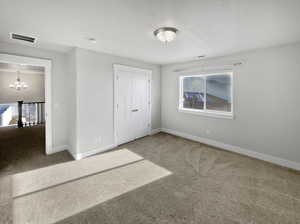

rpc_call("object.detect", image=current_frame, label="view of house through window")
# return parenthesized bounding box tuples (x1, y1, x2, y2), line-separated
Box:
(182, 76, 205, 110)
(179, 72, 233, 117)
(0, 103, 45, 128)
(0, 103, 18, 127)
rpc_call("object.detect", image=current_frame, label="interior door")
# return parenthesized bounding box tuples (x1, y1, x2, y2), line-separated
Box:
(115, 66, 150, 145)
(131, 72, 150, 139)
(117, 71, 134, 144)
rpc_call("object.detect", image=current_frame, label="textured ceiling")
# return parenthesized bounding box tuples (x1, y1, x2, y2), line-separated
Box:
(0, 0, 300, 64)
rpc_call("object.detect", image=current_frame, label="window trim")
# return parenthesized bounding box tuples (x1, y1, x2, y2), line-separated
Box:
(178, 72, 234, 119)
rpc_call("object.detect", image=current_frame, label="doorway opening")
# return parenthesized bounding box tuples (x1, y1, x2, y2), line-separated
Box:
(0, 54, 52, 174)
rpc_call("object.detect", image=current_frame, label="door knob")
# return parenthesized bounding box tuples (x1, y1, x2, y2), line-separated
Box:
(131, 109, 138, 112)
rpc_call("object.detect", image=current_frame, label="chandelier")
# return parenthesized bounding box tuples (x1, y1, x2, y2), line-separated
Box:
(9, 70, 28, 90)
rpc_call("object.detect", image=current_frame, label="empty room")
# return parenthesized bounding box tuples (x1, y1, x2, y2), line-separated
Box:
(0, 1, 299, 223)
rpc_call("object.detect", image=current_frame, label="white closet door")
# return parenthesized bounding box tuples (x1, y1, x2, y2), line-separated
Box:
(115, 66, 150, 145)
(117, 71, 135, 144)
(131, 72, 150, 139)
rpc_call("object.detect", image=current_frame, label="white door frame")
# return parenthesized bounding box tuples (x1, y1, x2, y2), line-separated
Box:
(113, 64, 152, 145)
(0, 53, 53, 154)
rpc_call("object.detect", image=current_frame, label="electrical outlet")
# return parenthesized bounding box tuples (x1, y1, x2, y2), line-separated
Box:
(94, 136, 102, 145)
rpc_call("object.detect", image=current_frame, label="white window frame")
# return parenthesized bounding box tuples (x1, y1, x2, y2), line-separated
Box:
(178, 72, 234, 119)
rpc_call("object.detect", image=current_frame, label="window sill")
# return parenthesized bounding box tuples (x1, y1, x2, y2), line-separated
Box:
(178, 108, 234, 120)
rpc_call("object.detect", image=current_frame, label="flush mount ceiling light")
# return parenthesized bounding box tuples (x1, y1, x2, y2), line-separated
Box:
(88, 37, 97, 43)
(154, 27, 178, 43)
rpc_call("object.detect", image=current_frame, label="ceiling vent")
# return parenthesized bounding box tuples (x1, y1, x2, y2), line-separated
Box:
(10, 33, 36, 43)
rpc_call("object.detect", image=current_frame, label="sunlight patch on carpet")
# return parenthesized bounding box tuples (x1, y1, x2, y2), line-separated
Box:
(13, 149, 143, 197)
(13, 157, 171, 224)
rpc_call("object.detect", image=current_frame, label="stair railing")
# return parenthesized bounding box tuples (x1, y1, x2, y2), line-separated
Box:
(17, 101, 45, 128)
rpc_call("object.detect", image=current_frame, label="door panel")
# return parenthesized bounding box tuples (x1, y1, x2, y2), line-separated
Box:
(131, 73, 149, 139)
(117, 71, 134, 144)
(116, 68, 150, 145)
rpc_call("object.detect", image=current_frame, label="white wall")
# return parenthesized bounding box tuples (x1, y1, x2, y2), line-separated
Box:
(4, 40, 298, 168)
(0, 42, 70, 149)
(0, 42, 161, 158)
(71, 48, 161, 155)
(0, 71, 45, 104)
(161, 43, 300, 164)
(66, 48, 77, 156)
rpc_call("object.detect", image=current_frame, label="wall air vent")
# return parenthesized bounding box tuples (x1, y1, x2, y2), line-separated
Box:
(10, 33, 36, 43)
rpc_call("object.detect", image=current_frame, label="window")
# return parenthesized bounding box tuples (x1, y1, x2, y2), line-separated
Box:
(0, 103, 45, 127)
(0, 103, 18, 127)
(179, 72, 233, 119)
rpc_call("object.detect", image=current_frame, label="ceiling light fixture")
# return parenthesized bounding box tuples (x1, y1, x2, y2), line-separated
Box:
(154, 27, 178, 43)
(197, 55, 206, 59)
(9, 70, 28, 91)
(88, 37, 97, 43)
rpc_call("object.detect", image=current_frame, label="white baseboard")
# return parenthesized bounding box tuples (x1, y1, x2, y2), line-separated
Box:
(150, 128, 161, 135)
(51, 145, 69, 154)
(161, 128, 300, 171)
(69, 151, 79, 160)
(74, 144, 117, 160)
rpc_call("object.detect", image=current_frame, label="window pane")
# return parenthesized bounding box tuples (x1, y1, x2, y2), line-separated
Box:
(206, 74, 231, 112)
(182, 77, 204, 110)
(0, 103, 18, 127)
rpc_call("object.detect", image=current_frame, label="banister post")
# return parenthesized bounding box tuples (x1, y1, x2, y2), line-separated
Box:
(17, 101, 23, 128)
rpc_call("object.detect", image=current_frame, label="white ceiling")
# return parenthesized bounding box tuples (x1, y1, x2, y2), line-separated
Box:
(1, 0, 300, 64)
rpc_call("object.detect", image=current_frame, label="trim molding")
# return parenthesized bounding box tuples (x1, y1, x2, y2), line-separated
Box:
(113, 64, 152, 146)
(161, 128, 300, 171)
(51, 145, 69, 154)
(0, 53, 52, 155)
(69, 151, 78, 160)
(70, 128, 161, 160)
(74, 144, 117, 160)
(150, 128, 161, 135)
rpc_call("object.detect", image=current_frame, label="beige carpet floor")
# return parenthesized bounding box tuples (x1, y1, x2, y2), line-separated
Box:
(13, 158, 171, 224)
(12, 149, 143, 197)
(0, 125, 72, 178)
(1, 128, 300, 224)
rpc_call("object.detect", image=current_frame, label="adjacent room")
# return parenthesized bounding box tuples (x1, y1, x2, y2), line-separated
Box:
(0, 62, 51, 173)
(0, 1, 299, 224)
